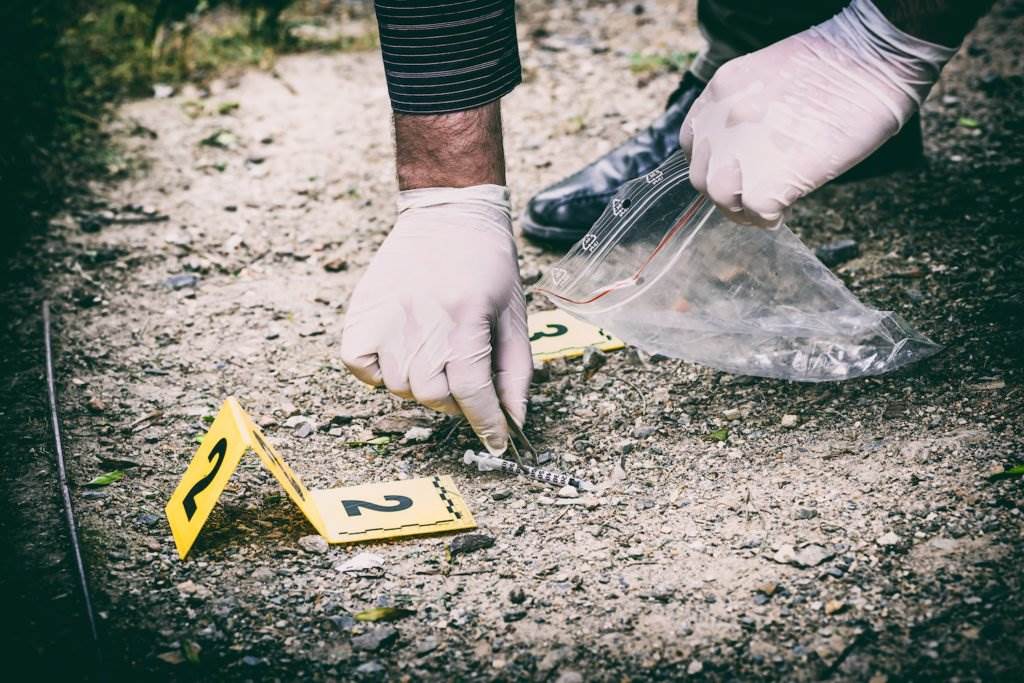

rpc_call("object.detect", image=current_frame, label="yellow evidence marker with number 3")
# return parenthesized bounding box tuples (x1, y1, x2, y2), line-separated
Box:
(529, 309, 623, 362)
(165, 397, 475, 559)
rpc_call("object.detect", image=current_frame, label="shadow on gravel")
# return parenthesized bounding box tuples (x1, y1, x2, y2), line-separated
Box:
(190, 499, 319, 557)
(0, 272, 104, 679)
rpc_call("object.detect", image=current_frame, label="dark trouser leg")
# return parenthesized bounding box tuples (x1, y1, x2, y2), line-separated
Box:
(691, 1, 848, 81)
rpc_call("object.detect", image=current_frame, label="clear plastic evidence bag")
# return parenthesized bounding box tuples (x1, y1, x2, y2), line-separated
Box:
(534, 150, 939, 381)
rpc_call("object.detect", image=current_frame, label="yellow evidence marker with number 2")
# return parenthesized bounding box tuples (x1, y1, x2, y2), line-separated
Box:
(165, 397, 475, 559)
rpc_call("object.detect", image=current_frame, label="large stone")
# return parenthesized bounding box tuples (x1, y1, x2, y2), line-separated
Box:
(298, 534, 328, 554)
(351, 626, 398, 652)
(815, 239, 860, 268)
(449, 533, 495, 558)
(770, 543, 835, 568)
(372, 410, 434, 435)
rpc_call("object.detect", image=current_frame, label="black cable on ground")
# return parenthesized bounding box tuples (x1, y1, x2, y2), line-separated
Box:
(42, 301, 106, 679)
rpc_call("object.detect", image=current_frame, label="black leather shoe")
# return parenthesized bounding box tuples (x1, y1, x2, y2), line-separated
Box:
(836, 112, 923, 183)
(523, 73, 925, 245)
(522, 72, 706, 244)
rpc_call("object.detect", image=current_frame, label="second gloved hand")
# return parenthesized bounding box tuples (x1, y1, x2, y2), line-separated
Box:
(680, 0, 957, 226)
(340, 184, 531, 455)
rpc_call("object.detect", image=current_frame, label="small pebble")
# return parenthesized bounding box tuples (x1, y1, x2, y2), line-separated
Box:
(581, 346, 607, 376)
(351, 626, 397, 652)
(136, 513, 160, 527)
(324, 614, 357, 631)
(164, 273, 199, 290)
(632, 425, 657, 438)
(532, 361, 551, 383)
(401, 426, 432, 444)
(623, 347, 648, 366)
(877, 531, 901, 547)
(503, 609, 527, 623)
(298, 535, 328, 555)
(355, 660, 385, 675)
(814, 239, 860, 268)
(781, 414, 799, 428)
(335, 552, 385, 573)
(449, 533, 495, 558)
(520, 267, 542, 286)
(825, 599, 846, 615)
(323, 257, 348, 272)
(557, 485, 579, 498)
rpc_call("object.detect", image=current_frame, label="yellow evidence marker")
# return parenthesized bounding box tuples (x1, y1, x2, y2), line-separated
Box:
(528, 309, 624, 362)
(165, 397, 475, 559)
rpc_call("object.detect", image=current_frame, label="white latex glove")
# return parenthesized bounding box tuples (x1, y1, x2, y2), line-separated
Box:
(340, 184, 531, 455)
(681, 0, 957, 227)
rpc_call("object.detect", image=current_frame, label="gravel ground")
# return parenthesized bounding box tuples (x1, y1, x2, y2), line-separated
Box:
(2, 1, 1023, 680)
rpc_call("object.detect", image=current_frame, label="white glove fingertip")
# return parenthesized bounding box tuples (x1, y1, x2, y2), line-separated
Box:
(493, 302, 532, 429)
(705, 159, 744, 215)
(680, 114, 696, 156)
(687, 138, 711, 195)
(742, 193, 787, 229)
(409, 367, 461, 416)
(340, 349, 383, 388)
(448, 369, 508, 456)
(375, 349, 413, 400)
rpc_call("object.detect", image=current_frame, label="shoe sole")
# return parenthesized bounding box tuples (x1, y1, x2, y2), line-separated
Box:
(521, 128, 923, 245)
(519, 211, 590, 245)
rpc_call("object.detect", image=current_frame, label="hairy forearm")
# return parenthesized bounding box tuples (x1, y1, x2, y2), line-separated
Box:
(874, 0, 994, 46)
(394, 101, 506, 190)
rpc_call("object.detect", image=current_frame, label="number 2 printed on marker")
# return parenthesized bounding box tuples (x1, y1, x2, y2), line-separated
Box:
(342, 495, 413, 517)
(182, 437, 227, 520)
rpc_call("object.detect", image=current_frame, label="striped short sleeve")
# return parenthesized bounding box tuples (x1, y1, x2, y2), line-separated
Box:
(373, 0, 522, 114)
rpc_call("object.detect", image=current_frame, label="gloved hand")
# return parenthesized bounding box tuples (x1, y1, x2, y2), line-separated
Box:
(340, 184, 531, 455)
(680, 0, 957, 227)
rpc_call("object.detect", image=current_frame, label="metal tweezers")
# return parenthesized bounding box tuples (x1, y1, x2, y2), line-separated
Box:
(501, 405, 539, 467)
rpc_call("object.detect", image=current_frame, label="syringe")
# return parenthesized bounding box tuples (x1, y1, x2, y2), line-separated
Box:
(463, 450, 593, 491)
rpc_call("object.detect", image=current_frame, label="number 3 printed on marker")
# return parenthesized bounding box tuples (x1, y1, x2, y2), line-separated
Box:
(529, 323, 568, 342)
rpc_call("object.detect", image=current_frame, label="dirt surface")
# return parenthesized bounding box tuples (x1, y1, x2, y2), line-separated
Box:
(3, 0, 1024, 680)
